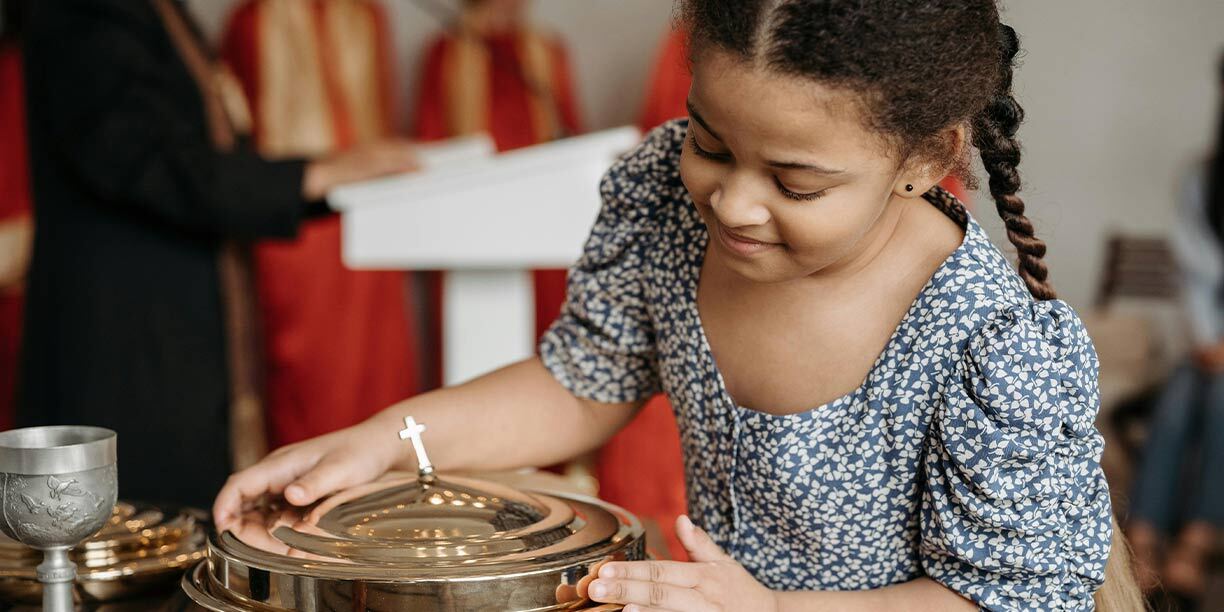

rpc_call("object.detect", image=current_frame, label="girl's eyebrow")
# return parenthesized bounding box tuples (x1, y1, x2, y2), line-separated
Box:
(686, 99, 723, 141)
(767, 159, 846, 175)
(686, 99, 845, 176)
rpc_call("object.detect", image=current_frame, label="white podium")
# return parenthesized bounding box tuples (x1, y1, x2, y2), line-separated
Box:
(330, 127, 642, 385)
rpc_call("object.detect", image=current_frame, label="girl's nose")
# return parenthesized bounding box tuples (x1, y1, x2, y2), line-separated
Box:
(710, 173, 771, 228)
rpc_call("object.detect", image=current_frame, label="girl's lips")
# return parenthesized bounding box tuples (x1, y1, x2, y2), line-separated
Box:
(716, 223, 782, 256)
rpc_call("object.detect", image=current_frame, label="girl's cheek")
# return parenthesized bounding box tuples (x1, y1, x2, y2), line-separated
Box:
(679, 150, 719, 206)
(774, 198, 867, 258)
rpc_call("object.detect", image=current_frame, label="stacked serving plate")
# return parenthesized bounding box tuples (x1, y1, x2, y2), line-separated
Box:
(183, 473, 642, 611)
(0, 501, 207, 603)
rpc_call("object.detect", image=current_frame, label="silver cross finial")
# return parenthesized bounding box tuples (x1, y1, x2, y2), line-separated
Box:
(398, 416, 435, 481)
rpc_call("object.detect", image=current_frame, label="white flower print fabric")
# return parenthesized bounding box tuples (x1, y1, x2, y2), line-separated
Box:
(540, 120, 1111, 611)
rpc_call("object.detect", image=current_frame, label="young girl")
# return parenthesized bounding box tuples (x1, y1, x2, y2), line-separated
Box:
(216, 1, 1140, 609)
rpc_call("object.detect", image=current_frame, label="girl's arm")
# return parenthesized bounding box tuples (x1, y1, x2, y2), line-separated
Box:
(587, 516, 978, 612)
(213, 357, 643, 530)
(217, 127, 672, 531)
(370, 358, 643, 474)
(775, 579, 977, 612)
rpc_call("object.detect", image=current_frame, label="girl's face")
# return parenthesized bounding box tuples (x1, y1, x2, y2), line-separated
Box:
(681, 50, 930, 284)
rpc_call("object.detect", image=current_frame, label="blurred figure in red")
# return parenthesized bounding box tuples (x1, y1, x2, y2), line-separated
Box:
(220, 0, 422, 450)
(0, 0, 31, 432)
(413, 0, 582, 387)
(18, 0, 418, 507)
(638, 26, 690, 133)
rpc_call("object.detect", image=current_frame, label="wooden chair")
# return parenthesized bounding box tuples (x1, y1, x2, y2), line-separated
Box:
(1094, 235, 1180, 308)
(1093, 234, 1180, 485)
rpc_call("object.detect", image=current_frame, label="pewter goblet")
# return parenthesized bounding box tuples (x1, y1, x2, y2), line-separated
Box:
(0, 426, 117, 612)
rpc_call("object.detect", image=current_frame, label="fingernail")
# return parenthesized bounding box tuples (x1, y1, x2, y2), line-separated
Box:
(589, 582, 606, 598)
(679, 514, 693, 530)
(285, 485, 303, 502)
(599, 564, 617, 578)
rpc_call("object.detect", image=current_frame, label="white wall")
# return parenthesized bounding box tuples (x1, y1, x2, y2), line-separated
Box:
(189, 0, 1224, 309)
(992, 1, 1223, 307)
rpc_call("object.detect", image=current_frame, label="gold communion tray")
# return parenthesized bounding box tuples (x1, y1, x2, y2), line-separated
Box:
(0, 501, 207, 603)
(183, 472, 643, 611)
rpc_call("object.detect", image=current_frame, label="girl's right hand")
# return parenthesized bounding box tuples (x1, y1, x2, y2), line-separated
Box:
(212, 420, 399, 533)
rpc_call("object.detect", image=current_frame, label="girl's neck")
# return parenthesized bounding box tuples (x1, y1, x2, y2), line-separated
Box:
(807, 195, 912, 286)
(714, 195, 955, 301)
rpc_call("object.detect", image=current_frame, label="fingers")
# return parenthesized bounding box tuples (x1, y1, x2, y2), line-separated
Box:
(598, 560, 704, 588)
(371, 141, 419, 174)
(283, 455, 352, 506)
(676, 515, 730, 563)
(587, 579, 712, 612)
(577, 558, 614, 599)
(213, 451, 316, 531)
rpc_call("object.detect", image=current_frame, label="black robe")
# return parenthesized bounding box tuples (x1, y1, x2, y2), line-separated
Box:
(18, 0, 307, 508)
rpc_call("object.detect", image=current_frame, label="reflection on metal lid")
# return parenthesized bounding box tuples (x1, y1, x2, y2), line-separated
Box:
(187, 472, 643, 611)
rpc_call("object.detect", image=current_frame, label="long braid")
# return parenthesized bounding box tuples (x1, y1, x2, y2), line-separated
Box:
(971, 24, 1056, 301)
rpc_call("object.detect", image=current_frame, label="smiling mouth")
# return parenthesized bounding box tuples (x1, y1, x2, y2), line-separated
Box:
(716, 223, 783, 255)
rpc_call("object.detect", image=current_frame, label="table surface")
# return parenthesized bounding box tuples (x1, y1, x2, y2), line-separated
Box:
(4, 585, 199, 611)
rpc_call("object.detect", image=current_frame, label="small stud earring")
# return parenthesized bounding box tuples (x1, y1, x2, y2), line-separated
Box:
(905, 184, 914, 192)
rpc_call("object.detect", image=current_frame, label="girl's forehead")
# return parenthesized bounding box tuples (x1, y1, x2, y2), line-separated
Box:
(689, 51, 885, 159)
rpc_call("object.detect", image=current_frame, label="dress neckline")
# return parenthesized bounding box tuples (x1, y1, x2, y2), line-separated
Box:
(687, 193, 979, 420)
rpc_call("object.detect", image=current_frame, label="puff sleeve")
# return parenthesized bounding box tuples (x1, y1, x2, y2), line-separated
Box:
(537, 128, 677, 404)
(921, 301, 1112, 610)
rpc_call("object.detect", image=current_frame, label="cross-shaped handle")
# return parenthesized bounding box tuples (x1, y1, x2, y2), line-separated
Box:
(398, 416, 435, 480)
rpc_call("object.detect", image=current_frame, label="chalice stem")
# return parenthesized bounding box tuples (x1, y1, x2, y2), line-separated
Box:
(36, 547, 75, 612)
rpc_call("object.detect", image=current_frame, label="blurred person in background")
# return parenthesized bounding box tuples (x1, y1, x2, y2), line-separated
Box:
(220, 0, 423, 451)
(0, 0, 30, 433)
(638, 25, 690, 133)
(18, 0, 417, 508)
(413, 0, 582, 388)
(1127, 52, 1224, 598)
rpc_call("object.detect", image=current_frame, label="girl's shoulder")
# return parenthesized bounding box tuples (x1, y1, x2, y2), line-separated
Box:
(919, 217, 1094, 367)
(596, 119, 690, 229)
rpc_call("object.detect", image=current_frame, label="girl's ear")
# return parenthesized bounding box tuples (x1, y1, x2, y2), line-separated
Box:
(893, 124, 967, 198)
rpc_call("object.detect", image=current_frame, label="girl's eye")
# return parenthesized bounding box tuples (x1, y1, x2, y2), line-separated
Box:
(774, 177, 829, 202)
(688, 134, 730, 162)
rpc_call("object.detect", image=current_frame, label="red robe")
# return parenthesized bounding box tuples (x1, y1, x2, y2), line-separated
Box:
(0, 44, 29, 432)
(639, 28, 691, 132)
(221, 0, 420, 449)
(413, 27, 582, 387)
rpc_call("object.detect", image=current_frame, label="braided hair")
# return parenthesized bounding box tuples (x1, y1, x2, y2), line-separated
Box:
(971, 24, 1054, 299)
(680, 0, 1056, 300)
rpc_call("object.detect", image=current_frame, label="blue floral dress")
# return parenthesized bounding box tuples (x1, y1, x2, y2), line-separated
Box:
(540, 121, 1111, 611)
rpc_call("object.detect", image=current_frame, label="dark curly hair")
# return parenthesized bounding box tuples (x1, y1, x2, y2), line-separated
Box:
(680, 0, 1054, 300)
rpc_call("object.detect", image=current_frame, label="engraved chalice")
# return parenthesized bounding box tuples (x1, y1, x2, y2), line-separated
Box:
(0, 426, 118, 612)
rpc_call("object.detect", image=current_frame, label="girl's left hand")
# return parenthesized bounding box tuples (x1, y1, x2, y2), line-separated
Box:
(586, 515, 779, 612)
